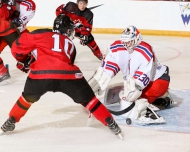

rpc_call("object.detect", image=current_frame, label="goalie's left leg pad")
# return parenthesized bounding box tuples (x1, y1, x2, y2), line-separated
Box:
(85, 96, 113, 125)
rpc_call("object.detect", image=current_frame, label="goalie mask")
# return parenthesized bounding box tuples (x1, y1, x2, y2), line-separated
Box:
(120, 25, 142, 52)
(53, 14, 75, 40)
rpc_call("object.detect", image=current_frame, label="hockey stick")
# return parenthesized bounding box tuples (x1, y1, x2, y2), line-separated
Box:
(89, 4, 104, 10)
(107, 102, 135, 116)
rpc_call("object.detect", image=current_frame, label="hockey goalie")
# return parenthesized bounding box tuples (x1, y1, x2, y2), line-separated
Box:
(88, 25, 172, 125)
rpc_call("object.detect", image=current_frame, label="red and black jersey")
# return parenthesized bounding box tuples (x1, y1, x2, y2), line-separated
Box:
(11, 29, 83, 80)
(56, 2, 93, 34)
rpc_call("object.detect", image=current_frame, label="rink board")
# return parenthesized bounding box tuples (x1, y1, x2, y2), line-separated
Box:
(105, 90, 190, 134)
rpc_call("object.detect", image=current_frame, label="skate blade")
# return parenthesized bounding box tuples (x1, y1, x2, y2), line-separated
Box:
(87, 114, 94, 127)
(0, 129, 5, 135)
(117, 133, 124, 140)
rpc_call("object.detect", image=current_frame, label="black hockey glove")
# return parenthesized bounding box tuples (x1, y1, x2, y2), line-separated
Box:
(16, 55, 35, 73)
(12, 18, 23, 27)
(80, 35, 88, 45)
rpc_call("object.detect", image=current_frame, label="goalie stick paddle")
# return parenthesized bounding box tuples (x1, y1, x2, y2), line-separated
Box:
(108, 102, 135, 116)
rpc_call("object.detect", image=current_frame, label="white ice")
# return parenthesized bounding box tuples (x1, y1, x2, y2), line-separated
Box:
(0, 34, 190, 152)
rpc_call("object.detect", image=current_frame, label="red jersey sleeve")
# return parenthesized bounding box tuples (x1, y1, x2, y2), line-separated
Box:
(55, 4, 67, 16)
(11, 32, 35, 61)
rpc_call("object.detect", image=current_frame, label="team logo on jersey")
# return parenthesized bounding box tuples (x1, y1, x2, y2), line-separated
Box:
(179, 3, 190, 26)
(75, 73, 83, 78)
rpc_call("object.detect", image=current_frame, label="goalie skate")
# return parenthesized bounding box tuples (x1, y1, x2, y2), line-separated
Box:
(152, 90, 176, 110)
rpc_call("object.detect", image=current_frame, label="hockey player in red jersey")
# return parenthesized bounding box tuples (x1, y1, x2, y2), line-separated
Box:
(56, 0, 103, 60)
(0, 0, 36, 85)
(0, 14, 123, 139)
(0, 0, 20, 85)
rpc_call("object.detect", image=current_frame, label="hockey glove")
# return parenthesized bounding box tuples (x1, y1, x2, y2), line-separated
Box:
(80, 35, 88, 45)
(3, 0, 16, 6)
(16, 55, 35, 73)
(88, 67, 111, 96)
(12, 18, 23, 27)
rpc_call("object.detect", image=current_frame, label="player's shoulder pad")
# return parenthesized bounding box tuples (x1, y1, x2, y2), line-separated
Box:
(85, 8, 93, 16)
(30, 29, 52, 34)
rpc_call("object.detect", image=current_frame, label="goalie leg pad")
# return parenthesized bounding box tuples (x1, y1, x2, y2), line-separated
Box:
(119, 100, 136, 118)
(134, 98, 149, 119)
(134, 99, 166, 125)
(85, 96, 113, 126)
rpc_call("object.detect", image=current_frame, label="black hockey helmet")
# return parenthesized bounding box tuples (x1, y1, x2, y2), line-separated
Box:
(53, 14, 75, 39)
(77, 0, 88, 3)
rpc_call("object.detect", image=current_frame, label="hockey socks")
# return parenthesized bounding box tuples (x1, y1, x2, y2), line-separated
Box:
(0, 57, 7, 76)
(85, 96, 113, 126)
(9, 95, 32, 122)
(87, 40, 103, 60)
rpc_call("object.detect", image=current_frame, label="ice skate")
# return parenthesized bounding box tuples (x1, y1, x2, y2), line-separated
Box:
(105, 117, 123, 140)
(152, 96, 175, 109)
(0, 69, 11, 86)
(0, 117, 16, 133)
(136, 108, 166, 125)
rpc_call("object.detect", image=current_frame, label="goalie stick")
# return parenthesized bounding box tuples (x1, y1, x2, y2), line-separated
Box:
(107, 102, 135, 116)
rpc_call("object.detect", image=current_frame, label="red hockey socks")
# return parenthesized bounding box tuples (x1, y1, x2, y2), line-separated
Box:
(85, 96, 113, 126)
(9, 95, 32, 122)
(87, 40, 103, 60)
(0, 57, 7, 76)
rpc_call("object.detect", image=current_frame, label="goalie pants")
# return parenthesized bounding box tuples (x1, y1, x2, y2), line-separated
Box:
(141, 79, 170, 104)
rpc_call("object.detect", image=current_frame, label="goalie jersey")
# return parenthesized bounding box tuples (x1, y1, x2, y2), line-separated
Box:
(102, 40, 166, 90)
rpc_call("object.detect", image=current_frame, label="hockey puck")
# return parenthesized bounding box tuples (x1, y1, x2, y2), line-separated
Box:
(126, 118, 132, 125)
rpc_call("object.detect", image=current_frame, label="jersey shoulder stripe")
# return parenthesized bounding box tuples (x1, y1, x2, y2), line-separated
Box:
(110, 40, 126, 53)
(21, 1, 36, 11)
(135, 43, 153, 62)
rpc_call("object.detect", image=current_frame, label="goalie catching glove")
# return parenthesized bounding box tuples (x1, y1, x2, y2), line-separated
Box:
(119, 75, 142, 102)
(88, 67, 111, 96)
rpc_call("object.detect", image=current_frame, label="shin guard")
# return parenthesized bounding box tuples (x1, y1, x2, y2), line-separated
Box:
(85, 96, 113, 126)
(9, 95, 32, 122)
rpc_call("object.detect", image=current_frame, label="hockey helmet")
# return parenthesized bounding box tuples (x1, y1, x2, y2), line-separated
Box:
(53, 14, 75, 39)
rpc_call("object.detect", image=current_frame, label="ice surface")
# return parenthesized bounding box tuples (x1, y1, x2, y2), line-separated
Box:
(0, 35, 190, 152)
